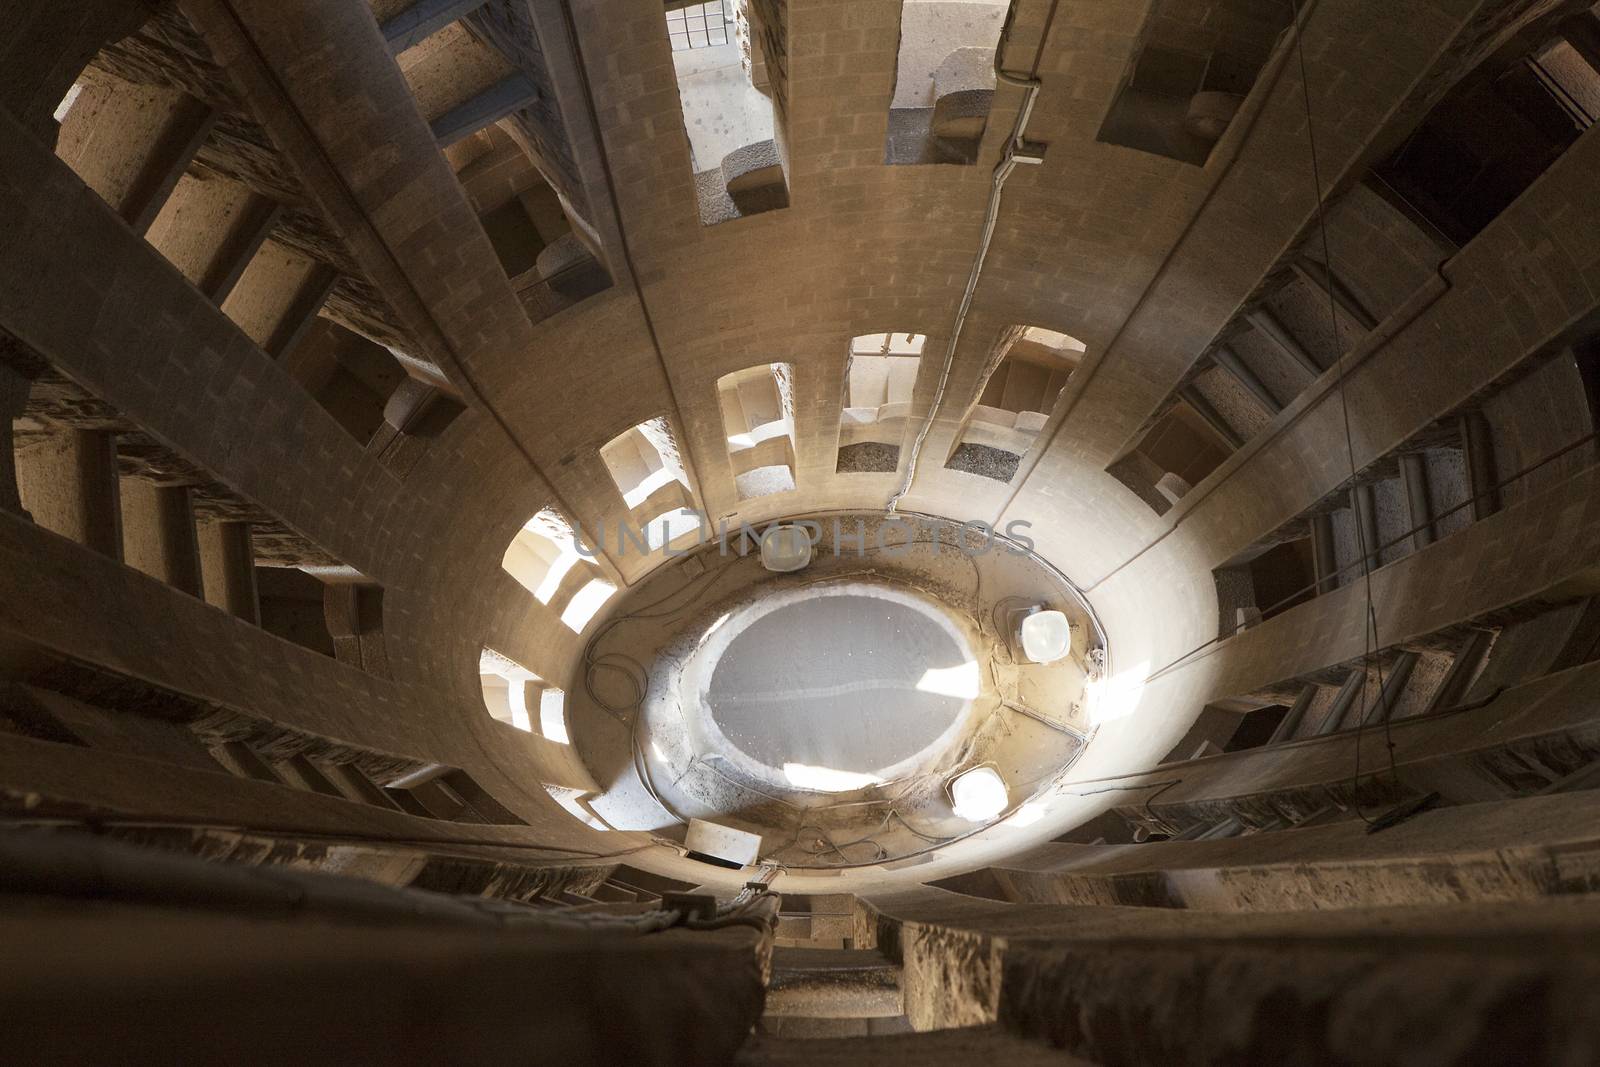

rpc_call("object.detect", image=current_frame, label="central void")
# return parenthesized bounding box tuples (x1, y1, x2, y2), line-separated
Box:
(705, 588, 973, 774)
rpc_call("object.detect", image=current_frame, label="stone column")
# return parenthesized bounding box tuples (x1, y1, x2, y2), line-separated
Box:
(0, 359, 30, 518)
(323, 582, 387, 676)
(1399, 452, 1434, 552)
(1460, 410, 1500, 521)
(1309, 513, 1337, 595)
(121, 479, 203, 596)
(14, 427, 122, 559)
(199, 521, 259, 625)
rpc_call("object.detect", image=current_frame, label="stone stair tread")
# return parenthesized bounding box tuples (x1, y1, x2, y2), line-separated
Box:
(738, 1025, 1096, 1064)
(771, 947, 896, 973)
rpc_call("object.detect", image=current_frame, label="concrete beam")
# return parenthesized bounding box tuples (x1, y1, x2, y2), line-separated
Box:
(0, 100, 403, 585)
(14, 427, 122, 560)
(181, 0, 490, 399)
(380, 0, 491, 54)
(0, 507, 604, 803)
(1245, 308, 1322, 379)
(54, 84, 219, 238)
(1098, 124, 1600, 583)
(198, 196, 285, 303)
(121, 481, 204, 597)
(0, 900, 768, 1066)
(1309, 512, 1337, 595)
(1177, 386, 1244, 450)
(1349, 481, 1380, 575)
(1122, 655, 1600, 833)
(1210, 345, 1281, 414)
(1291, 257, 1378, 332)
(1399, 451, 1434, 550)
(197, 520, 259, 624)
(1201, 460, 1600, 704)
(942, 788, 1600, 912)
(264, 265, 338, 360)
(874, 889, 1600, 1066)
(1029, 0, 1500, 467)
(1460, 409, 1500, 520)
(766, 947, 903, 1019)
(431, 73, 540, 148)
(180, 0, 656, 578)
(0, 359, 29, 516)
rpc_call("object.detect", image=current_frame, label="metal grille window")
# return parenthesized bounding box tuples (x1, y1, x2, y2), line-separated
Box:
(667, 2, 732, 51)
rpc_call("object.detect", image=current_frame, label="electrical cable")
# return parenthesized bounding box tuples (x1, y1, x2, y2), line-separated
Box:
(886, 0, 1050, 515)
(1286, 0, 1391, 824)
(556, 0, 708, 523)
(581, 513, 1104, 869)
(1138, 426, 1600, 685)
(1, 814, 657, 861)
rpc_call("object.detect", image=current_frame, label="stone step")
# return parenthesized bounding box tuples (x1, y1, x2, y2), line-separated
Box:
(765, 947, 902, 1018)
(754, 1015, 914, 1039)
(775, 935, 850, 950)
(739, 1024, 1094, 1064)
(775, 913, 854, 944)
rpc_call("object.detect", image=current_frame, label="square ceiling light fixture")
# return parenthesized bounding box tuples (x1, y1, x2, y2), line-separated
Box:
(948, 765, 1009, 821)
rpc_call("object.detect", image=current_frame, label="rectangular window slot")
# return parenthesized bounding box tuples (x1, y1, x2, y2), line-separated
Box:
(561, 577, 617, 633)
(945, 326, 1081, 482)
(1369, 23, 1599, 248)
(1109, 399, 1237, 514)
(254, 565, 337, 657)
(601, 416, 693, 516)
(1214, 536, 1319, 639)
(668, 2, 790, 223)
(719, 363, 796, 499)
(503, 508, 587, 605)
(451, 127, 612, 322)
(1097, 1, 1294, 166)
(885, 0, 1009, 165)
(837, 333, 925, 473)
(479, 647, 570, 742)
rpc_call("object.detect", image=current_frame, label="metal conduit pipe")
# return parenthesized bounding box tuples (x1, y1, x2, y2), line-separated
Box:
(887, 0, 1051, 514)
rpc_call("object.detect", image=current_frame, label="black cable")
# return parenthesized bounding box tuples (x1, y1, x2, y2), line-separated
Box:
(557, 0, 705, 515)
(1139, 426, 1600, 685)
(2, 814, 656, 861)
(1286, 0, 1391, 823)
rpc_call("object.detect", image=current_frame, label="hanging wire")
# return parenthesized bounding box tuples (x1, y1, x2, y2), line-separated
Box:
(1286, 0, 1392, 823)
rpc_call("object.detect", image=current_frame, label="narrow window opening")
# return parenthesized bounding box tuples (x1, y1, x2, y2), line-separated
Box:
(479, 647, 569, 742)
(1097, 1, 1294, 165)
(53, 82, 84, 123)
(561, 577, 617, 633)
(1369, 23, 1599, 248)
(668, 1, 790, 224)
(545, 785, 610, 830)
(837, 333, 925, 473)
(945, 326, 1082, 482)
(886, 0, 1009, 165)
(280, 319, 408, 446)
(719, 363, 796, 499)
(503, 508, 586, 605)
(479, 196, 546, 279)
(479, 648, 536, 732)
(643, 507, 707, 552)
(1109, 399, 1237, 514)
(601, 417, 693, 515)
(449, 127, 613, 321)
(1214, 536, 1318, 638)
(255, 565, 336, 657)
(1575, 335, 1600, 434)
